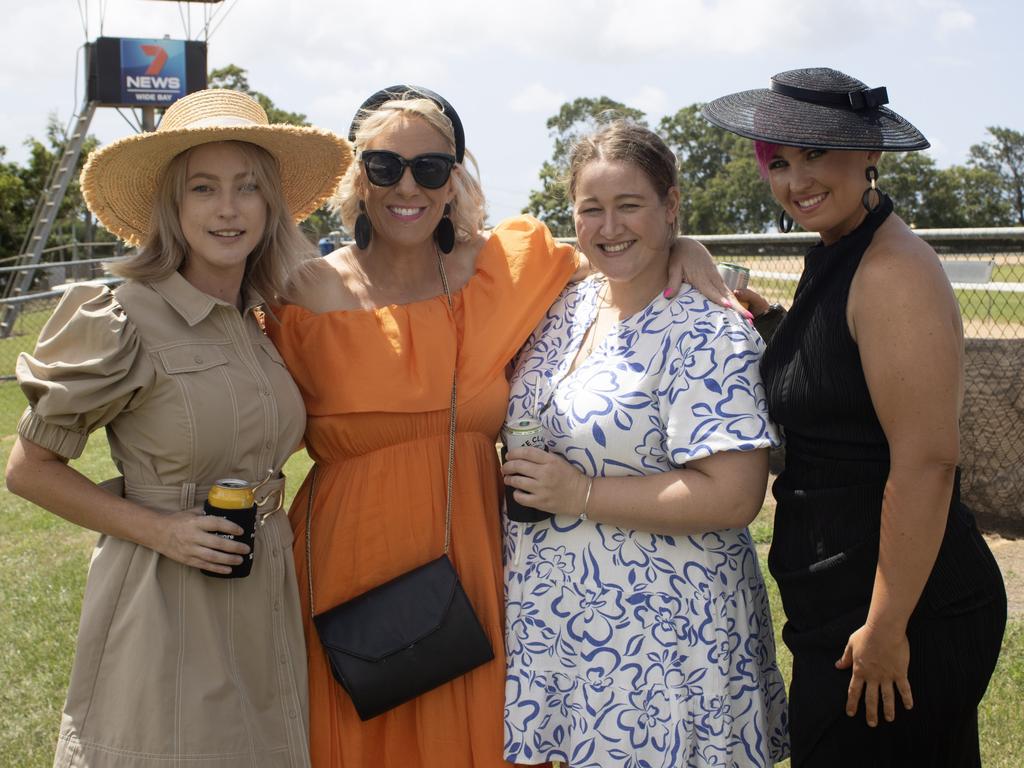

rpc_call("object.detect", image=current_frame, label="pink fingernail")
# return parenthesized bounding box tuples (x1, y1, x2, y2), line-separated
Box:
(723, 299, 733, 308)
(663, 289, 672, 298)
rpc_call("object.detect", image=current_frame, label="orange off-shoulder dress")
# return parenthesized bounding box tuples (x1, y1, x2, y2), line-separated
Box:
(269, 217, 576, 767)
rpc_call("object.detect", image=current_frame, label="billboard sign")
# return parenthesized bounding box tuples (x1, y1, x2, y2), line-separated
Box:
(120, 38, 187, 105)
(86, 37, 206, 108)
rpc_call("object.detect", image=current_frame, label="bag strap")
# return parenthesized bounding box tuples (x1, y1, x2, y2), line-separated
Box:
(306, 246, 458, 618)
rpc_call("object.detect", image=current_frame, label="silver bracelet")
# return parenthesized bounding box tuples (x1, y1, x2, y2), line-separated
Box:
(579, 477, 594, 521)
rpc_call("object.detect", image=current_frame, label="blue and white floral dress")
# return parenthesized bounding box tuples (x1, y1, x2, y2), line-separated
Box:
(502, 277, 790, 768)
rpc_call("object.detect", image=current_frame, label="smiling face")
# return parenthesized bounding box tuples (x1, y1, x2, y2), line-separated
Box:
(766, 145, 881, 244)
(358, 114, 455, 249)
(572, 158, 679, 290)
(178, 141, 267, 289)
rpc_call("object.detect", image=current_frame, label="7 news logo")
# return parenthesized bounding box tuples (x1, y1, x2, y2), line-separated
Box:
(126, 44, 179, 91)
(120, 38, 186, 102)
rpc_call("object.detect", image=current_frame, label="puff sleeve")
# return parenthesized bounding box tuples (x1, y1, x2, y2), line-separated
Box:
(659, 290, 781, 464)
(16, 283, 153, 459)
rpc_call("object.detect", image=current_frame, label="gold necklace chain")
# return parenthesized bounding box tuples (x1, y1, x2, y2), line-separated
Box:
(582, 280, 612, 360)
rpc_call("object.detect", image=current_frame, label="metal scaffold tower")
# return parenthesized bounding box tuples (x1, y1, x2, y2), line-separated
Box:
(0, 0, 229, 338)
(0, 101, 97, 336)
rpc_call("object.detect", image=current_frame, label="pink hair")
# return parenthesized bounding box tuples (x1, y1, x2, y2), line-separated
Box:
(754, 140, 782, 178)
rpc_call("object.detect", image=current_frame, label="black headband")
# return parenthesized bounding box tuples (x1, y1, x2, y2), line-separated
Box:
(348, 85, 465, 163)
(769, 78, 889, 112)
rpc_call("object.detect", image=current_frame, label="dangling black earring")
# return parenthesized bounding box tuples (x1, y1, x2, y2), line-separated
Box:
(862, 165, 882, 213)
(434, 202, 456, 254)
(777, 209, 794, 234)
(354, 200, 372, 250)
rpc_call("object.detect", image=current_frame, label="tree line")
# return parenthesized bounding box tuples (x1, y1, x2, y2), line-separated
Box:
(524, 97, 1024, 237)
(2, 78, 1022, 259)
(0, 66, 337, 260)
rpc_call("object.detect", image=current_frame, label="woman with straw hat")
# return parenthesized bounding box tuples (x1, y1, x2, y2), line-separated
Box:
(5, 88, 351, 767)
(702, 68, 1006, 767)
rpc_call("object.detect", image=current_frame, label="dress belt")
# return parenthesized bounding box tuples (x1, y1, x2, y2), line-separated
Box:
(104, 476, 287, 515)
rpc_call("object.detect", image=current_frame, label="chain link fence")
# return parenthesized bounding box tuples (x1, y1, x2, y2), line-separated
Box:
(1, 231, 1021, 529)
(700, 227, 1024, 533)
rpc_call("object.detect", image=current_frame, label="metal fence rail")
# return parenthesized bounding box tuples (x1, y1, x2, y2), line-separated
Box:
(1, 230, 1021, 528)
(697, 227, 1024, 532)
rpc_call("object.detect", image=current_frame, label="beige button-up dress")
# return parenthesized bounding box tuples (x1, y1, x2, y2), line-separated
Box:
(17, 274, 310, 768)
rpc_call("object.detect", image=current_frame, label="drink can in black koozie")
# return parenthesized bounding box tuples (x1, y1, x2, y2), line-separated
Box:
(501, 417, 553, 524)
(201, 478, 257, 579)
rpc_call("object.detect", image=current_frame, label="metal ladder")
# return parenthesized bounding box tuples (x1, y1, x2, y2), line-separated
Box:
(0, 100, 98, 337)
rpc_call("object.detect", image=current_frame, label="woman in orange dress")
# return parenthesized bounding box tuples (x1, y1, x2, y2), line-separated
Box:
(268, 86, 734, 767)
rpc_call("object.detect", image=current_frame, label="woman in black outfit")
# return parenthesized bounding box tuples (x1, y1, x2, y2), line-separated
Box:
(702, 68, 1006, 767)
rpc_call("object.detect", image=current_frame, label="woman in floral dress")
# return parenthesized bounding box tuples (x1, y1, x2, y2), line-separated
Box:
(501, 121, 789, 768)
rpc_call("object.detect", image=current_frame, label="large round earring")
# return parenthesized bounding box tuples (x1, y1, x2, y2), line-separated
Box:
(862, 165, 882, 213)
(354, 200, 372, 250)
(777, 209, 794, 234)
(434, 202, 456, 254)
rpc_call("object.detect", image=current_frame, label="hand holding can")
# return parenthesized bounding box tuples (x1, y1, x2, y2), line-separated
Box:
(716, 263, 751, 309)
(501, 418, 554, 524)
(201, 479, 258, 579)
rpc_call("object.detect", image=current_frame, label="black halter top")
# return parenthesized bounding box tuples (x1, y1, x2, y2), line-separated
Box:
(762, 196, 893, 480)
(761, 196, 998, 630)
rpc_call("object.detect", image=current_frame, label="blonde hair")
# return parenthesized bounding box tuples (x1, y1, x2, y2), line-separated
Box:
(107, 140, 317, 301)
(332, 98, 486, 241)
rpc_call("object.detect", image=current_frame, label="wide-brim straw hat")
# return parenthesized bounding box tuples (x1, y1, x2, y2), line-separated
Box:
(81, 88, 352, 245)
(702, 67, 929, 151)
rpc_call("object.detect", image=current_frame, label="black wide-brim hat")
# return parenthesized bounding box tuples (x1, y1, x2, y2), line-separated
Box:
(702, 67, 929, 151)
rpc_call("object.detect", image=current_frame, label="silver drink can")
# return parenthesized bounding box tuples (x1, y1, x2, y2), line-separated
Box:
(716, 263, 750, 292)
(503, 417, 545, 452)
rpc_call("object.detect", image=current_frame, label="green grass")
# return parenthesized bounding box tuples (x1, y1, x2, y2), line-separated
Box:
(992, 264, 1024, 282)
(754, 497, 1023, 767)
(762, 574, 1024, 768)
(957, 288, 1024, 324)
(0, 304, 58, 380)
(0, 427, 312, 766)
(725, 257, 1024, 326)
(0, 341, 1020, 765)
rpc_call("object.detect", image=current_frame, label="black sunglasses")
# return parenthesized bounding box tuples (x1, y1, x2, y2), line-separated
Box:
(360, 150, 457, 189)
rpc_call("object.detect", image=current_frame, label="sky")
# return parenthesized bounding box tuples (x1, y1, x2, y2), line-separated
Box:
(2, 0, 1023, 225)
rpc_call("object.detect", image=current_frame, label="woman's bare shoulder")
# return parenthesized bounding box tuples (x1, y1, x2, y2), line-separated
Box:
(859, 215, 949, 296)
(851, 214, 961, 338)
(281, 247, 360, 313)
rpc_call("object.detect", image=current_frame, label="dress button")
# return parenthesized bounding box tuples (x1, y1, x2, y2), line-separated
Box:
(288, 710, 297, 719)
(271, 547, 279, 558)
(273, 600, 281, 611)
(265, 440, 274, 449)
(193, 355, 203, 364)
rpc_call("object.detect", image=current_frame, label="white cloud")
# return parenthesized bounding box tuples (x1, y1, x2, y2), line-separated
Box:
(936, 9, 976, 37)
(915, 0, 976, 40)
(509, 83, 566, 113)
(0, 0, 1019, 223)
(630, 86, 669, 117)
(595, 0, 816, 56)
(922, 137, 953, 167)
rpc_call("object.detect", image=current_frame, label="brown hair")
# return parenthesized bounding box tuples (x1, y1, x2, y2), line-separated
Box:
(567, 121, 679, 203)
(107, 140, 316, 301)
